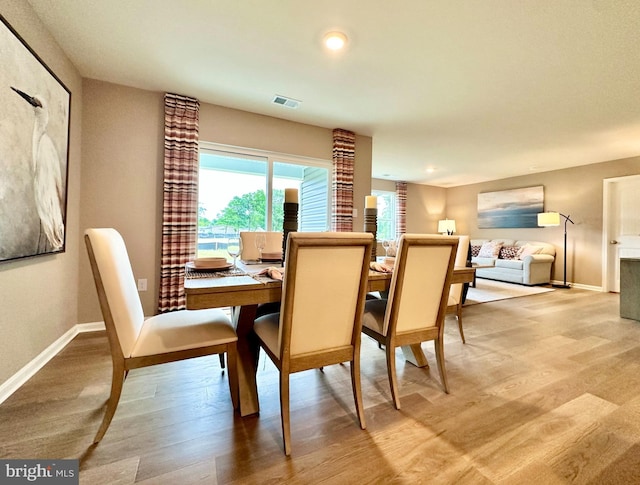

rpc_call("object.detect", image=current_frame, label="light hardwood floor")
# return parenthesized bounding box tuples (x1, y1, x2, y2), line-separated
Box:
(2, 288, 640, 484)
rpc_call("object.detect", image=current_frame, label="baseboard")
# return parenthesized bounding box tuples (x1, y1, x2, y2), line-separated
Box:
(0, 321, 105, 406)
(549, 280, 602, 292)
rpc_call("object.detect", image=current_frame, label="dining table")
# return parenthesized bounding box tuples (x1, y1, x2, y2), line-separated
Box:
(185, 261, 475, 416)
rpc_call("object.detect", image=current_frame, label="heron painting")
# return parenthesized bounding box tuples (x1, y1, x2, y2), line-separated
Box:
(0, 15, 70, 262)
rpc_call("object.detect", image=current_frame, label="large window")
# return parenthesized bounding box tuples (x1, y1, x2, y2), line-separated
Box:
(197, 143, 331, 257)
(373, 190, 397, 242)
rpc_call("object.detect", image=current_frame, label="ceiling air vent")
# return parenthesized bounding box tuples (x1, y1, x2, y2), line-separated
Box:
(272, 95, 301, 109)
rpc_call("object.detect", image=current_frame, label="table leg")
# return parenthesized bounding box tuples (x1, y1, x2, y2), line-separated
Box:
(232, 304, 261, 416)
(401, 344, 429, 368)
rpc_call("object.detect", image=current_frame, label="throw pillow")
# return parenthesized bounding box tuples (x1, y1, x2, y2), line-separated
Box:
(517, 245, 543, 259)
(499, 245, 520, 260)
(478, 241, 502, 258)
(471, 245, 481, 257)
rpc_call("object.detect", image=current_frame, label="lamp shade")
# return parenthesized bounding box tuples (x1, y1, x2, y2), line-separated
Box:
(537, 212, 561, 227)
(438, 219, 456, 234)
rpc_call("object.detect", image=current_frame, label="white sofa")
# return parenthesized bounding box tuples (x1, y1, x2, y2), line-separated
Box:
(471, 239, 555, 286)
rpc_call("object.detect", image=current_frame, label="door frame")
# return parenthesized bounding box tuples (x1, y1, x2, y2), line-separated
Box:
(602, 174, 640, 292)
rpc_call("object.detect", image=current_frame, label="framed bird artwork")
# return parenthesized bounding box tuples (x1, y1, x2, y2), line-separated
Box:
(0, 14, 71, 262)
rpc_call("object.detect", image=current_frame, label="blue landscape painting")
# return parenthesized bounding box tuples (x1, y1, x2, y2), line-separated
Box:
(477, 186, 544, 228)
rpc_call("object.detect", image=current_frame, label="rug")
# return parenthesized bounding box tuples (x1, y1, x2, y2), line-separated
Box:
(464, 278, 554, 305)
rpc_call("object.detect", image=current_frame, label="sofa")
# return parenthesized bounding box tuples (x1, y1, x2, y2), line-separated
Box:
(470, 239, 556, 286)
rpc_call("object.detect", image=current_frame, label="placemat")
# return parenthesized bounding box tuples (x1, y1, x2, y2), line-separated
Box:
(185, 266, 247, 279)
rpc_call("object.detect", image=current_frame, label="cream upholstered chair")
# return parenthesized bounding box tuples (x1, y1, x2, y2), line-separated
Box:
(253, 232, 374, 455)
(362, 234, 458, 409)
(240, 231, 285, 318)
(85, 228, 239, 443)
(447, 235, 470, 343)
(240, 231, 283, 261)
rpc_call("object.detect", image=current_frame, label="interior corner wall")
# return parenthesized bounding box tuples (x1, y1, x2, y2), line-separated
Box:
(406, 183, 447, 234)
(0, 2, 83, 385)
(79, 87, 373, 323)
(371, 179, 448, 236)
(445, 156, 640, 287)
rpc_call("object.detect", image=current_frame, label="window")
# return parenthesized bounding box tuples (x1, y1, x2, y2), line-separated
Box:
(373, 190, 397, 242)
(197, 143, 331, 257)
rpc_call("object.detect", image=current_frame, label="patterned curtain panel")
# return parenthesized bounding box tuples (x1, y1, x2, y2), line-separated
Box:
(159, 93, 200, 313)
(396, 181, 407, 236)
(331, 128, 355, 232)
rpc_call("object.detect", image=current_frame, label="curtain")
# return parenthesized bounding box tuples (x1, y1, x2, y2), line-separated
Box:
(396, 181, 407, 236)
(331, 128, 355, 232)
(158, 93, 200, 313)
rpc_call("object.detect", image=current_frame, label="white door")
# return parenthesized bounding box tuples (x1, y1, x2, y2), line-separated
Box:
(604, 175, 640, 292)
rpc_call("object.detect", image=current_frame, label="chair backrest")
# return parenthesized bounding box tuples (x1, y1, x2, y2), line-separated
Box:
(85, 228, 144, 359)
(278, 232, 373, 358)
(383, 234, 458, 335)
(240, 231, 283, 261)
(449, 235, 470, 302)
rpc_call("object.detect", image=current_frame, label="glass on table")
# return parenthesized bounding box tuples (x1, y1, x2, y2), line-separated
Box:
(381, 240, 391, 257)
(255, 233, 267, 262)
(227, 236, 242, 270)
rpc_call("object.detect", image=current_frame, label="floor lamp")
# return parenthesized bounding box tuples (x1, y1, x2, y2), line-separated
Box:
(537, 212, 575, 288)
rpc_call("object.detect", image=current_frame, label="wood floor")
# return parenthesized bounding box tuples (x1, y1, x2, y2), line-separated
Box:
(2, 288, 640, 484)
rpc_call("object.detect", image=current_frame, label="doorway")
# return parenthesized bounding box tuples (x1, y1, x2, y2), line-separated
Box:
(603, 175, 640, 292)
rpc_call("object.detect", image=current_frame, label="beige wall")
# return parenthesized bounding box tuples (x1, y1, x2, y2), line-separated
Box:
(79, 82, 373, 322)
(406, 184, 447, 234)
(0, 1, 83, 384)
(78, 80, 164, 322)
(446, 157, 640, 287)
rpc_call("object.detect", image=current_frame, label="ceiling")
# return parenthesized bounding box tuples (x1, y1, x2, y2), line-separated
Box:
(26, 0, 640, 187)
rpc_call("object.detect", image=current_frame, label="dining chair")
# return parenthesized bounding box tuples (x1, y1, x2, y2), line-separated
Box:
(252, 232, 374, 455)
(240, 231, 283, 261)
(447, 235, 470, 343)
(361, 234, 458, 409)
(85, 228, 239, 443)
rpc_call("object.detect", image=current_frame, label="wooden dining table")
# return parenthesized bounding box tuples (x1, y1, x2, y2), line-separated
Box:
(185, 262, 475, 416)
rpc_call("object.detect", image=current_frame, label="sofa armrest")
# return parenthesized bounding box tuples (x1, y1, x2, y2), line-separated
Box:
(522, 253, 554, 285)
(522, 254, 554, 264)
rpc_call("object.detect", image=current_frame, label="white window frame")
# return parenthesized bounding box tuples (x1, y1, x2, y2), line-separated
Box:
(372, 189, 397, 241)
(199, 141, 332, 231)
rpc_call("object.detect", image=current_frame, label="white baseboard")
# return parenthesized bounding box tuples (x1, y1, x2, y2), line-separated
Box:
(550, 280, 603, 292)
(0, 321, 105, 406)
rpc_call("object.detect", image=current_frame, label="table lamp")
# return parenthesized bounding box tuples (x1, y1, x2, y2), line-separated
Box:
(438, 219, 456, 235)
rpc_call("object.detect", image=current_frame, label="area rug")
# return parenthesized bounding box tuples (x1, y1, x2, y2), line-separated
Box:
(464, 278, 554, 305)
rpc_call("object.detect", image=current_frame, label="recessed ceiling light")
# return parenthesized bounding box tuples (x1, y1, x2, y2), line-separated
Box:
(324, 31, 347, 50)
(426, 167, 435, 173)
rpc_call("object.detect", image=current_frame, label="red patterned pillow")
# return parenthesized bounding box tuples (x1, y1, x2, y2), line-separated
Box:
(499, 245, 520, 260)
(471, 245, 481, 257)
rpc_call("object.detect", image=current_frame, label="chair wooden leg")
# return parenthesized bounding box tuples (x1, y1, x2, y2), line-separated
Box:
(350, 358, 366, 429)
(219, 353, 226, 369)
(434, 337, 449, 394)
(94, 358, 126, 443)
(386, 343, 401, 409)
(280, 372, 292, 456)
(225, 344, 239, 411)
(456, 303, 466, 344)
